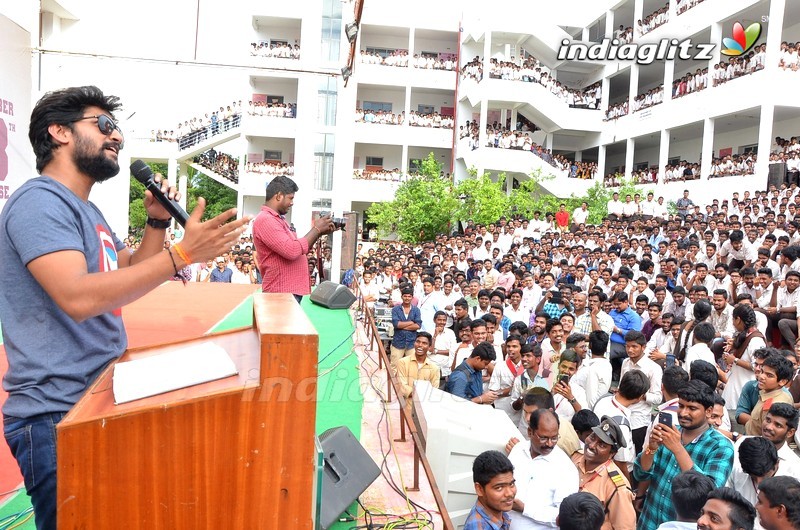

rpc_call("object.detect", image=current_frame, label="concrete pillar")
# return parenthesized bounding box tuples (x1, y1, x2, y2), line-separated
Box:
(663, 54, 675, 103)
(668, 0, 677, 18)
(408, 27, 415, 57)
(605, 10, 615, 40)
(628, 64, 640, 110)
(178, 164, 189, 235)
(173, 160, 187, 213)
(404, 86, 412, 117)
(598, 144, 607, 181)
(575, 151, 583, 162)
(505, 173, 513, 196)
(700, 117, 715, 180)
(581, 27, 590, 42)
(501, 108, 507, 128)
(401, 144, 409, 174)
(510, 108, 518, 129)
(709, 22, 722, 70)
(755, 104, 775, 181)
(330, 231, 343, 284)
(625, 137, 635, 179)
(545, 133, 553, 151)
(479, 102, 489, 148)
(483, 32, 492, 71)
(601, 76, 610, 111)
(168, 157, 178, 190)
(765, 0, 786, 71)
(658, 129, 671, 184)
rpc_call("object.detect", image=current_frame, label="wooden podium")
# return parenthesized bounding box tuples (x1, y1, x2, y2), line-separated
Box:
(57, 293, 319, 529)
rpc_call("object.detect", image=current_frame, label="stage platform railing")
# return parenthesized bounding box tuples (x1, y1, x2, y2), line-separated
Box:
(350, 283, 454, 530)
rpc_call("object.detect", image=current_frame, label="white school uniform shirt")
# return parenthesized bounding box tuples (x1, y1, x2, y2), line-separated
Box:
(620, 356, 663, 430)
(507, 442, 579, 530)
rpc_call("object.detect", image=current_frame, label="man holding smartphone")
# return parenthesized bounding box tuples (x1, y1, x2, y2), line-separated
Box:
(634, 380, 734, 530)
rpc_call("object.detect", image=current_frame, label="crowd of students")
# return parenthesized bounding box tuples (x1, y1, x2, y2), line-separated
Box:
(676, 0, 706, 15)
(244, 161, 294, 178)
(193, 150, 239, 183)
(353, 168, 405, 182)
(150, 101, 243, 150)
(631, 86, 664, 113)
(360, 49, 458, 71)
(355, 108, 454, 128)
(247, 101, 296, 119)
(460, 54, 602, 110)
(349, 180, 800, 530)
(249, 41, 300, 60)
(636, 4, 669, 37)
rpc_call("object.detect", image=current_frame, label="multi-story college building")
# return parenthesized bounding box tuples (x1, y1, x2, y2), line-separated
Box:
(2, 0, 799, 243)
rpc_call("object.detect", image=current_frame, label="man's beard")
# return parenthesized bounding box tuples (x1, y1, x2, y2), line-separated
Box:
(73, 134, 120, 183)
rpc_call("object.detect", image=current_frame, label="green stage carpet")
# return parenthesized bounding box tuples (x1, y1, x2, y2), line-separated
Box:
(0, 294, 361, 529)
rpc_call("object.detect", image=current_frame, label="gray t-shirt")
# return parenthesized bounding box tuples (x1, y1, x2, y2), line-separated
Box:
(0, 176, 127, 418)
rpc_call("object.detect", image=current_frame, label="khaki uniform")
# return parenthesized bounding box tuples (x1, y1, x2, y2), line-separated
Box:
(571, 452, 636, 530)
(395, 356, 440, 406)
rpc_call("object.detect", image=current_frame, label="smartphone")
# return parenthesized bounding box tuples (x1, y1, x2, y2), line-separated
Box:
(559, 374, 570, 385)
(665, 354, 676, 368)
(658, 412, 673, 428)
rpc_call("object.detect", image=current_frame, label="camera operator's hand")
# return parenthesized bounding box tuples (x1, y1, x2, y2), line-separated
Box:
(314, 215, 336, 235)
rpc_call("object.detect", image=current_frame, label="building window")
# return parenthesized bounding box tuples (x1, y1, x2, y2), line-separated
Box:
(363, 101, 392, 112)
(418, 104, 435, 114)
(321, 0, 342, 62)
(314, 134, 335, 191)
(741, 144, 758, 154)
(409, 158, 423, 173)
(668, 156, 681, 166)
(365, 156, 383, 167)
(317, 78, 338, 126)
(312, 198, 333, 209)
(264, 150, 282, 161)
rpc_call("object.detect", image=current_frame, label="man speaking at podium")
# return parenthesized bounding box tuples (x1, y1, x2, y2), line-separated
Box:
(0, 86, 250, 530)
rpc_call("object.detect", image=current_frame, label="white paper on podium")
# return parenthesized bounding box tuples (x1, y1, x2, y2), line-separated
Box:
(113, 341, 239, 404)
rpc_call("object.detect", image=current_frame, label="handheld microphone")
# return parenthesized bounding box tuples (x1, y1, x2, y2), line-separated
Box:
(130, 159, 189, 227)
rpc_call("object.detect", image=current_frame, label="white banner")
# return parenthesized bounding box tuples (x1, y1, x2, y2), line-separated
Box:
(0, 14, 33, 213)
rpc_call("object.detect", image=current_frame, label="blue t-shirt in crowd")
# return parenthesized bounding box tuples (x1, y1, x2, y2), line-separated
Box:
(210, 267, 233, 282)
(0, 176, 127, 418)
(391, 304, 422, 349)
(445, 360, 483, 400)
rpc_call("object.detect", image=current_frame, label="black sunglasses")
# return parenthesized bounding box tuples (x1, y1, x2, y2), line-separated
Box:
(71, 114, 124, 147)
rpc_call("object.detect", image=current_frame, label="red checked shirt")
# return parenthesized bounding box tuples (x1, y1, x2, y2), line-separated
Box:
(253, 205, 311, 295)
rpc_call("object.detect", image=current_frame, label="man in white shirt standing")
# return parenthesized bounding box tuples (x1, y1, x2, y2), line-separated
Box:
(619, 331, 663, 455)
(572, 202, 590, 229)
(417, 276, 444, 333)
(508, 409, 579, 529)
(607, 192, 624, 221)
(570, 330, 612, 409)
(641, 192, 657, 220)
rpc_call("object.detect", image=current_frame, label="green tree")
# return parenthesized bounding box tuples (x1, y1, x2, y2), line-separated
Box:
(366, 153, 459, 243)
(128, 162, 167, 230)
(187, 166, 238, 221)
(453, 172, 509, 225)
(580, 177, 656, 224)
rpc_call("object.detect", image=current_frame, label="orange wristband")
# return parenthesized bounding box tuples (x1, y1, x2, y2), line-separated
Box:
(173, 243, 192, 265)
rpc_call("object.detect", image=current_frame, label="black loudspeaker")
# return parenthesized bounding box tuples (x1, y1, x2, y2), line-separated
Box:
(768, 162, 786, 189)
(318, 426, 381, 529)
(310, 281, 356, 309)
